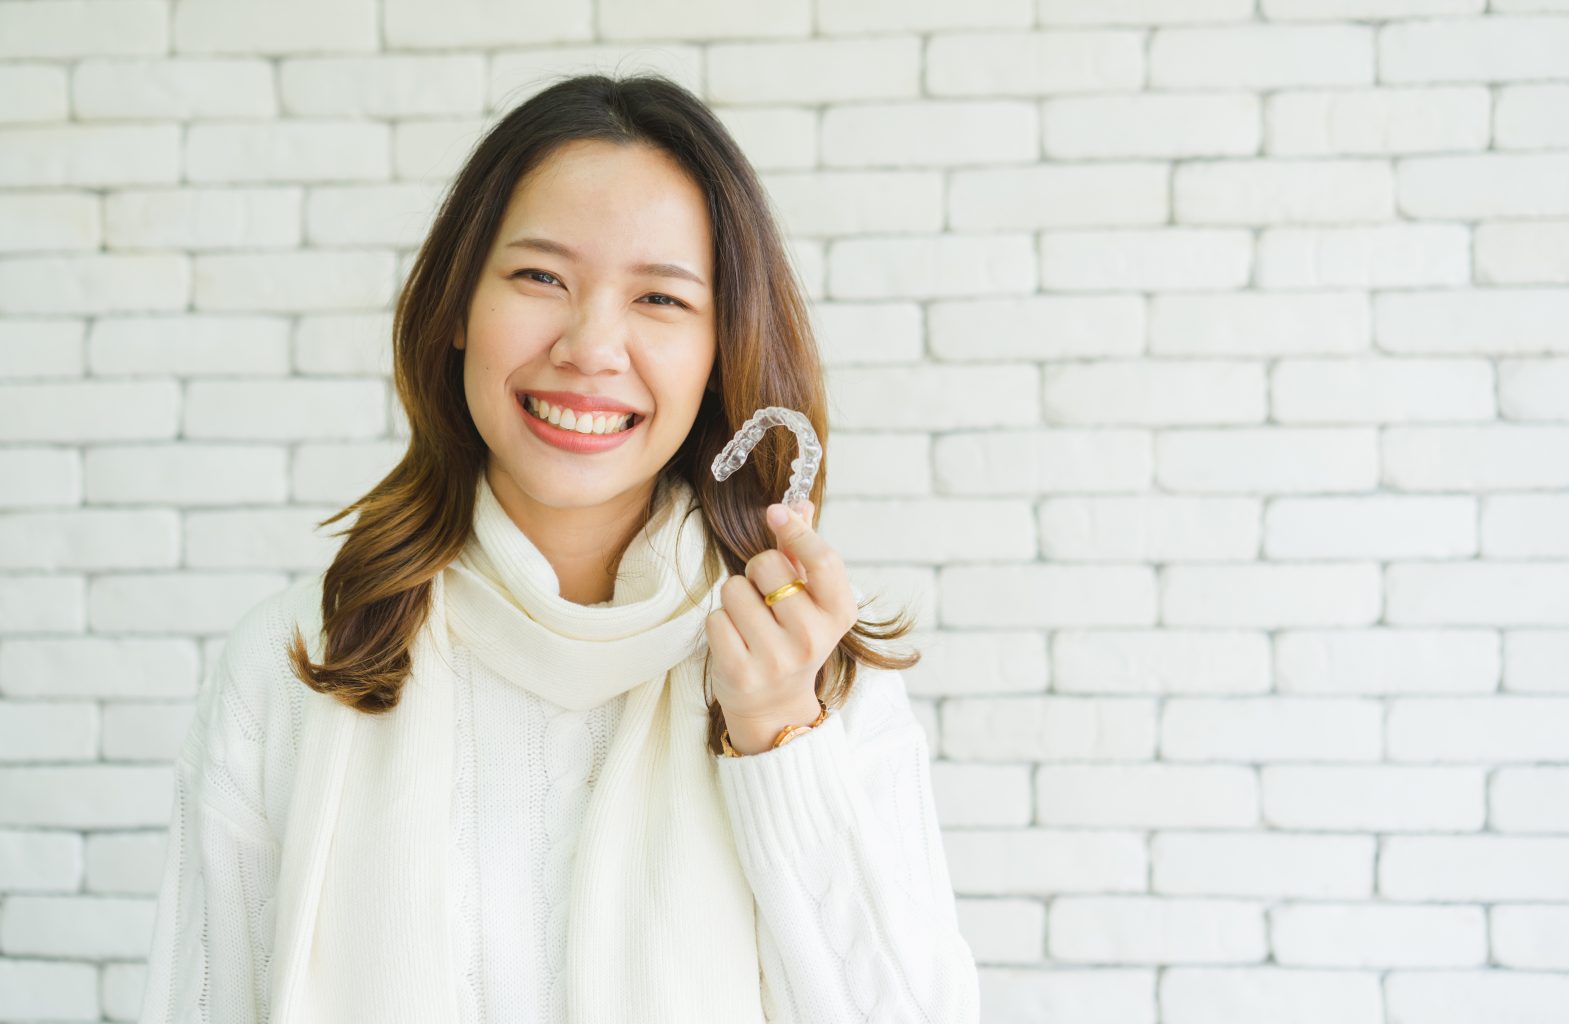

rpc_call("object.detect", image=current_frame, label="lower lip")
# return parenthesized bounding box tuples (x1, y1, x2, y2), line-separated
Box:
(519, 396, 643, 453)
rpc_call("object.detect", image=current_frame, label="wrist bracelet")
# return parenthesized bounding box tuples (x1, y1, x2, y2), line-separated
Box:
(720, 698, 828, 758)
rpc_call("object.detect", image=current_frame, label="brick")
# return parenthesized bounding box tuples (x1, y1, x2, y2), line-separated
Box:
(0, 380, 178, 442)
(0, 764, 172, 828)
(291, 441, 404, 504)
(1389, 696, 1569, 761)
(943, 696, 1155, 760)
(1387, 563, 1569, 625)
(1377, 290, 1569, 354)
(1277, 628, 1499, 696)
(709, 37, 919, 104)
(1497, 84, 1569, 150)
(1152, 292, 1370, 356)
(1266, 87, 1489, 155)
(1042, 360, 1266, 425)
(1037, 765, 1258, 827)
(0, 318, 83, 379)
(1043, 93, 1259, 158)
(101, 700, 197, 761)
(951, 163, 1169, 228)
(1273, 357, 1493, 425)
(1039, 0, 1254, 24)
(1157, 427, 1379, 493)
(305, 183, 445, 247)
(0, 576, 84, 633)
(0, 636, 198, 699)
(1266, 494, 1476, 560)
(193, 250, 394, 312)
(817, 0, 1029, 33)
(0, 959, 98, 1020)
(1149, 25, 1375, 89)
(1155, 832, 1375, 898)
(1500, 358, 1569, 421)
(1174, 159, 1394, 224)
(1164, 563, 1383, 627)
(714, 105, 817, 171)
(829, 363, 1037, 428)
(929, 295, 1144, 360)
(927, 30, 1144, 95)
(827, 235, 1036, 299)
(186, 122, 390, 184)
(1265, 764, 1486, 831)
(90, 314, 290, 376)
(1164, 696, 1383, 762)
(1380, 835, 1569, 900)
(0, 252, 188, 315)
(1054, 629, 1271, 695)
(1475, 221, 1569, 284)
(1264, 0, 1483, 14)
(954, 899, 1044, 963)
(0, 894, 155, 959)
(823, 100, 1037, 167)
(0, 64, 68, 122)
(1383, 425, 1569, 489)
(0, 448, 79, 508)
(86, 830, 168, 894)
(1380, 15, 1569, 83)
(1271, 903, 1486, 968)
(392, 118, 487, 182)
(945, 828, 1147, 895)
(1164, 968, 1381, 1024)
(85, 444, 288, 505)
(0, 829, 82, 891)
(761, 171, 944, 236)
(904, 630, 1047, 697)
(89, 572, 288, 634)
(0, 508, 180, 570)
(931, 762, 1032, 826)
(1483, 494, 1569, 558)
(1051, 896, 1266, 964)
(174, 0, 377, 55)
(280, 56, 485, 116)
(0, 124, 179, 187)
(0, 701, 96, 761)
(74, 58, 276, 119)
(0, 192, 98, 253)
(1398, 154, 1569, 219)
(184, 378, 386, 440)
(105, 187, 302, 250)
(1492, 906, 1569, 969)
(1040, 229, 1253, 291)
(933, 428, 1153, 494)
(1257, 224, 1470, 289)
(1491, 767, 1569, 832)
(1038, 495, 1260, 561)
(1504, 631, 1569, 693)
(819, 498, 1035, 562)
(939, 563, 1157, 627)
(0, 1, 165, 58)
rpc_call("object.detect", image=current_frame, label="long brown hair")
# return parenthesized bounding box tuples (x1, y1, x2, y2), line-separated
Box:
(286, 72, 919, 754)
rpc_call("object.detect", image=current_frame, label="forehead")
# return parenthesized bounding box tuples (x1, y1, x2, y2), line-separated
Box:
(496, 140, 713, 277)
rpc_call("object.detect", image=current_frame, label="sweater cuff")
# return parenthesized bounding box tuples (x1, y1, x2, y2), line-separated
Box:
(713, 708, 858, 874)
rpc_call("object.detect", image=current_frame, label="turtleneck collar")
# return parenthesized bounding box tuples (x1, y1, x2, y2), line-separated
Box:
(438, 471, 729, 711)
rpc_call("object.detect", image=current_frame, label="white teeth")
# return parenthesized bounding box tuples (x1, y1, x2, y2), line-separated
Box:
(524, 395, 634, 434)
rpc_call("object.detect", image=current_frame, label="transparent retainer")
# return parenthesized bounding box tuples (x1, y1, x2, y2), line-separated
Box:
(710, 406, 821, 510)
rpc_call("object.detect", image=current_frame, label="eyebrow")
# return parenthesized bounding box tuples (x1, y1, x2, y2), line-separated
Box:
(503, 237, 708, 288)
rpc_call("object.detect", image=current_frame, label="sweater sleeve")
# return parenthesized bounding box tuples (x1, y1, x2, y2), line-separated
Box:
(139, 651, 284, 1024)
(713, 666, 980, 1024)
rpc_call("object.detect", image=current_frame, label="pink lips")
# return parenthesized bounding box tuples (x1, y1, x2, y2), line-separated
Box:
(518, 394, 642, 454)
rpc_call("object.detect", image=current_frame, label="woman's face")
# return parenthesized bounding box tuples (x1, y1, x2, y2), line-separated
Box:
(456, 138, 717, 518)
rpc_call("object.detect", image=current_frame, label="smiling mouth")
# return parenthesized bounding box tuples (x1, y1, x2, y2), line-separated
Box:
(519, 394, 644, 434)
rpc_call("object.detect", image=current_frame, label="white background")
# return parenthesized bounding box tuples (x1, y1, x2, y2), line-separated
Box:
(1, 0, 1568, 1020)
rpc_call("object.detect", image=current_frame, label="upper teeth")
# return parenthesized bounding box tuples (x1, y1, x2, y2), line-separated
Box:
(524, 395, 635, 435)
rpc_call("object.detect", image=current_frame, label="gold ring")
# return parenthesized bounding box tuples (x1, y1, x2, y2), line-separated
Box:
(763, 579, 807, 606)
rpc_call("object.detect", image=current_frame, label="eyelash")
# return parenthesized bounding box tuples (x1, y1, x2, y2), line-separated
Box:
(511, 269, 689, 310)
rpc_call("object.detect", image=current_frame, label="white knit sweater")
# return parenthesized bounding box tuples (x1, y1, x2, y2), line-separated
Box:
(139, 569, 979, 1023)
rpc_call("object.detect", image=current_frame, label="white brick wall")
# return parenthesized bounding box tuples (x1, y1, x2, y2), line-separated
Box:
(1, 1, 1566, 1020)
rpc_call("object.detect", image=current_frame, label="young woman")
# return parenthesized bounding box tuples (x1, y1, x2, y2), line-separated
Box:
(139, 73, 979, 1023)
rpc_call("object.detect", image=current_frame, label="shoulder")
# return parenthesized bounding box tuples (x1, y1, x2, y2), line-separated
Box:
(182, 573, 324, 839)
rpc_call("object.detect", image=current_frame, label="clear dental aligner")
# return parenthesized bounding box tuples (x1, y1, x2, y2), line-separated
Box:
(710, 406, 821, 510)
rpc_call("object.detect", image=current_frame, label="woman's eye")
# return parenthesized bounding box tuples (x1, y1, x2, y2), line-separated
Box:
(513, 269, 559, 285)
(644, 293, 686, 309)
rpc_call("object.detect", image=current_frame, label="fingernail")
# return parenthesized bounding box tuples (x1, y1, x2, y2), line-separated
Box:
(766, 503, 787, 527)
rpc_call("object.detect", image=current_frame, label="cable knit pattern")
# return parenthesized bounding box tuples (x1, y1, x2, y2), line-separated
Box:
(141, 574, 979, 1023)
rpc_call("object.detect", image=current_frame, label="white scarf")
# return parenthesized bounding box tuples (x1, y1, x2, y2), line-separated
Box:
(265, 472, 767, 1022)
